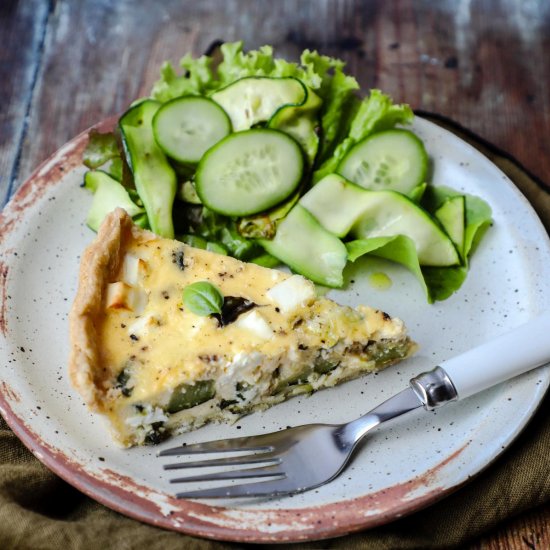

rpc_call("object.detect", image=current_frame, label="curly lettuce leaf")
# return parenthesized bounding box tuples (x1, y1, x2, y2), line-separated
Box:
(349, 89, 414, 140)
(313, 90, 414, 182)
(314, 69, 360, 164)
(184, 206, 264, 261)
(216, 42, 341, 90)
(298, 51, 359, 158)
(151, 54, 215, 102)
(151, 41, 311, 102)
(216, 42, 283, 85)
(82, 130, 125, 182)
(83, 130, 120, 170)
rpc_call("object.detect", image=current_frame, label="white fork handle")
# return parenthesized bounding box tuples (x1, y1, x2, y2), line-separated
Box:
(440, 311, 550, 400)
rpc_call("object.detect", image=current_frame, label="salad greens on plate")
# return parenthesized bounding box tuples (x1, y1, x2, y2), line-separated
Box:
(82, 41, 491, 302)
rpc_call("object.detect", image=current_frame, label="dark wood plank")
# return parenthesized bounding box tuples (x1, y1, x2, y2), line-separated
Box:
(13, 0, 550, 201)
(1, 2, 549, 548)
(388, 0, 550, 189)
(0, 0, 51, 206)
(16, 0, 364, 187)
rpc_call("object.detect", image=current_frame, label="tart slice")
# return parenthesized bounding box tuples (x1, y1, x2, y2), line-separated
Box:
(69, 209, 416, 447)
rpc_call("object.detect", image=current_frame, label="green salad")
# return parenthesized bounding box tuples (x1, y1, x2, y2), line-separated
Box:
(82, 41, 492, 302)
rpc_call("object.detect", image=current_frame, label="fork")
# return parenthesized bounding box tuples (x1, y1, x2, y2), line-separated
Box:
(158, 312, 550, 499)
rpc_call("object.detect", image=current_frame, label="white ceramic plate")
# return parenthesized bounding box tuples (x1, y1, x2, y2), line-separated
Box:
(0, 117, 549, 543)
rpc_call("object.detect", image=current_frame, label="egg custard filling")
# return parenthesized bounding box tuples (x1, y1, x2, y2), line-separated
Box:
(69, 209, 416, 447)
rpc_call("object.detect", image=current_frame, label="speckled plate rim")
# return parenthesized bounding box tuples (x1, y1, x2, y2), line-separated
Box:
(0, 116, 549, 543)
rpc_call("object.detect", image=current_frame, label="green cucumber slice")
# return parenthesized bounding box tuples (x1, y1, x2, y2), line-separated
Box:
(409, 182, 427, 202)
(270, 113, 319, 167)
(195, 128, 304, 217)
(299, 173, 458, 266)
(268, 86, 322, 166)
(338, 129, 428, 195)
(350, 191, 460, 266)
(211, 76, 306, 131)
(152, 96, 231, 164)
(119, 100, 177, 238)
(259, 205, 347, 287)
(299, 174, 368, 237)
(435, 195, 465, 257)
(84, 170, 145, 231)
(178, 180, 202, 204)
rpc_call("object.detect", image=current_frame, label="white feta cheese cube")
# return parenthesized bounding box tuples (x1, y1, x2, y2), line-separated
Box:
(266, 274, 316, 314)
(234, 310, 274, 340)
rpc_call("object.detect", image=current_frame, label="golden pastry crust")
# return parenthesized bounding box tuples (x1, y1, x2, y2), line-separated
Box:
(68, 209, 144, 411)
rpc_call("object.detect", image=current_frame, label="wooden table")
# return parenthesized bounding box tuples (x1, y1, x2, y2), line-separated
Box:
(1, 1, 549, 547)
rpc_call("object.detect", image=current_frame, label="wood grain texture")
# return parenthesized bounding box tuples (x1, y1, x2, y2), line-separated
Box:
(0, 1, 549, 547)
(9, 0, 550, 200)
(0, 0, 51, 205)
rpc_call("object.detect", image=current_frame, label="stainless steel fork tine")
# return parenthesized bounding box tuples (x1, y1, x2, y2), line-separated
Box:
(163, 453, 281, 470)
(158, 436, 274, 456)
(175, 475, 302, 499)
(169, 464, 285, 483)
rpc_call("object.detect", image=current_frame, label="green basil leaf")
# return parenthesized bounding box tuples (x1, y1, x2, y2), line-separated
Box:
(182, 281, 224, 316)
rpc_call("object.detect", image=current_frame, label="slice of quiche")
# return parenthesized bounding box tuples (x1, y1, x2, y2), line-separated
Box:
(69, 209, 416, 447)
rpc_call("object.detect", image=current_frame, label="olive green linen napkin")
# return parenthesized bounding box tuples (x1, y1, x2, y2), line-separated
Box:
(0, 115, 548, 549)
